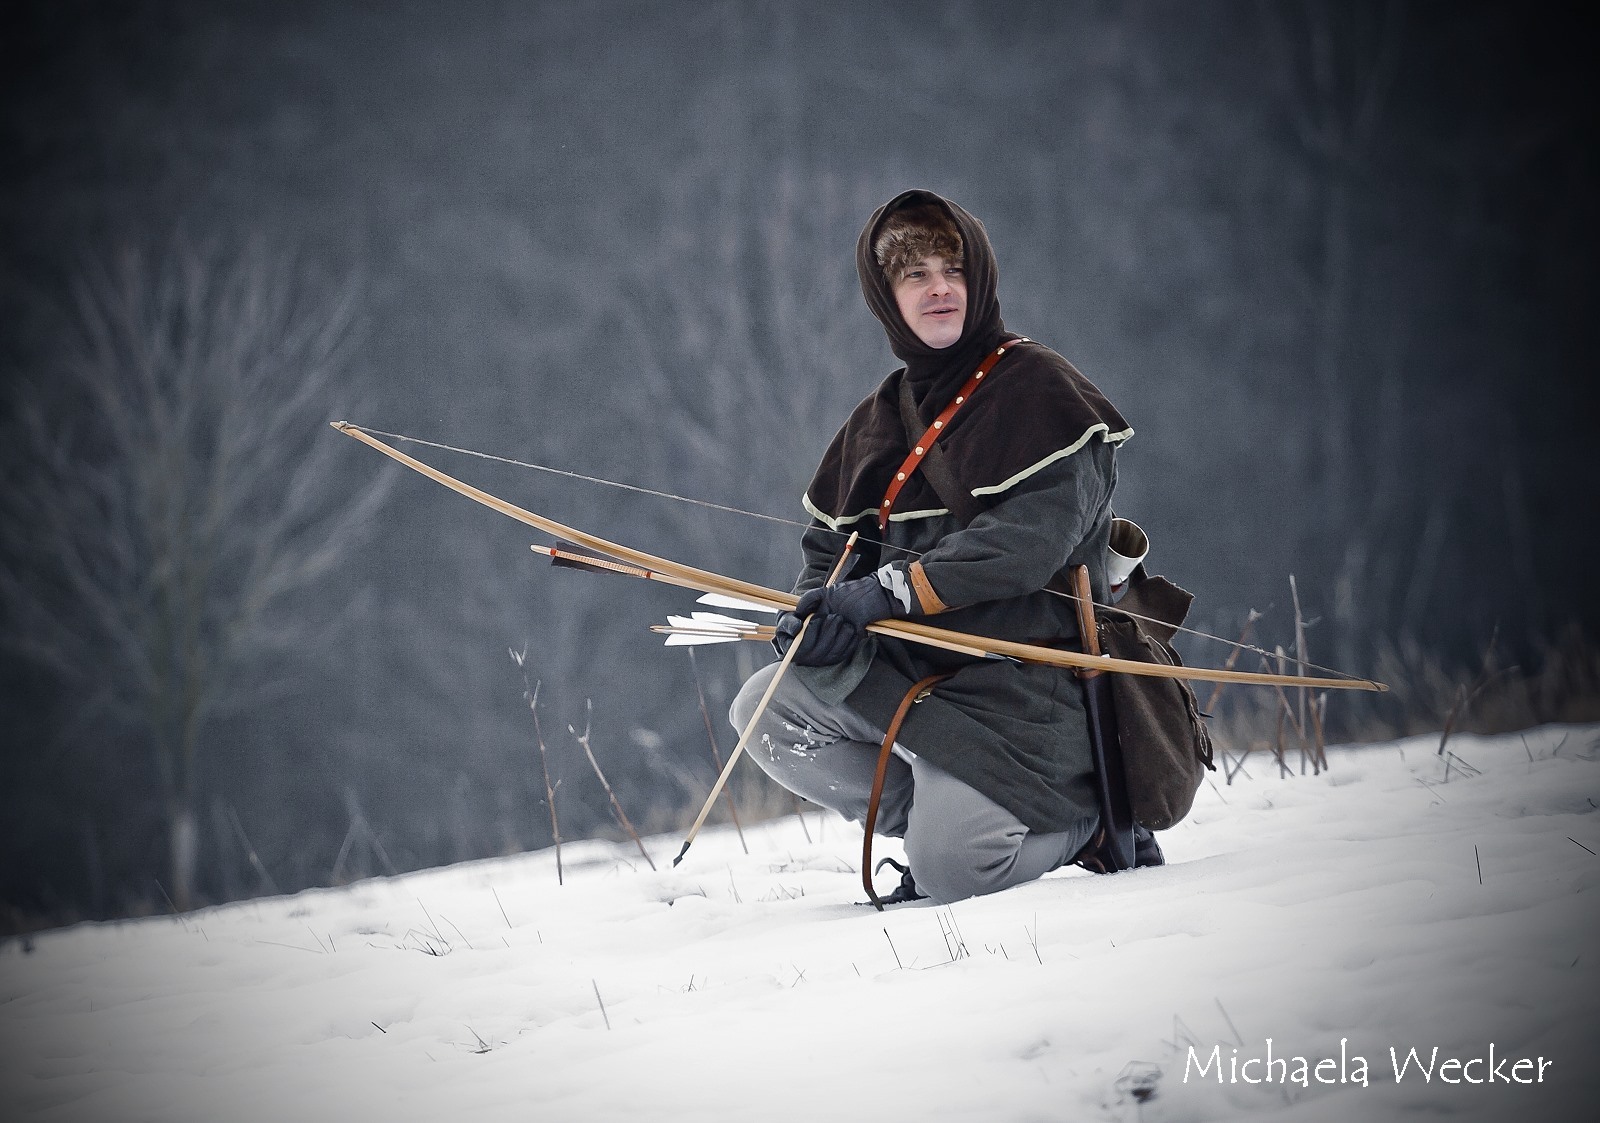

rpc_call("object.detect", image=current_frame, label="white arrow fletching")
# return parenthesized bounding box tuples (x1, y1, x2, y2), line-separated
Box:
(688, 611, 760, 629)
(696, 591, 781, 614)
(663, 631, 742, 646)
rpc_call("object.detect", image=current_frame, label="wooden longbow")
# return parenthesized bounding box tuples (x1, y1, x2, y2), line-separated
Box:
(331, 422, 1385, 693)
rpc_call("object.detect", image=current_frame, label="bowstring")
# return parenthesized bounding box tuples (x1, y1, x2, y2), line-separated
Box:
(349, 425, 816, 532)
(347, 423, 1364, 683)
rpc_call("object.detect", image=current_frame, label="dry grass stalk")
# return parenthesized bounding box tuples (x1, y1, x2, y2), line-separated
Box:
(1312, 692, 1328, 768)
(572, 699, 656, 870)
(883, 927, 904, 969)
(511, 652, 563, 885)
(1264, 678, 1309, 762)
(224, 803, 279, 895)
(591, 979, 611, 1030)
(1271, 649, 1291, 777)
(1290, 575, 1311, 750)
(793, 792, 813, 843)
(1203, 609, 1262, 715)
(1438, 632, 1507, 759)
(1289, 575, 1329, 772)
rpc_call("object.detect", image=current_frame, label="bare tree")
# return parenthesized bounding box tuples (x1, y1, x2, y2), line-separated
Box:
(0, 237, 393, 910)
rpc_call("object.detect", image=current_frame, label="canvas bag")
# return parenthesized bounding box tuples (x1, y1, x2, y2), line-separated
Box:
(1095, 566, 1216, 830)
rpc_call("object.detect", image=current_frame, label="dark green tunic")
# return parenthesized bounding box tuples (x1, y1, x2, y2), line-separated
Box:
(790, 190, 1133, 833)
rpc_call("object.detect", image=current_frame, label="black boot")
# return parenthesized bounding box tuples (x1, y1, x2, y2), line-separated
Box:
(1074, 822, 1165, 874)
(872, 857, 927, 904)
(1132, 823, 1165, 868)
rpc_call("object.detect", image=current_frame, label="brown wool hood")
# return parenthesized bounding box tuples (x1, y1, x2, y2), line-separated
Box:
(805, 192, 1132, 532)
(856, 190, 1010, 409)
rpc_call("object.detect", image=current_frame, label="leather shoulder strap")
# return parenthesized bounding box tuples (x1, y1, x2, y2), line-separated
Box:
(896, 380, 987, 527)
(878, 338, 1024, 529)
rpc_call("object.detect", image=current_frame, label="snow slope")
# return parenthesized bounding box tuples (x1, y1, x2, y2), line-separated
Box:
(3, 724, 1597, 1123)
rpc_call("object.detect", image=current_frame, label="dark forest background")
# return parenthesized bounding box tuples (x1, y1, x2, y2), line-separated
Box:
(1, 0, 1594, 931)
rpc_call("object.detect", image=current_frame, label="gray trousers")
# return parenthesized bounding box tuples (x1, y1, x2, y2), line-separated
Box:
(729, 663, 1098, 904)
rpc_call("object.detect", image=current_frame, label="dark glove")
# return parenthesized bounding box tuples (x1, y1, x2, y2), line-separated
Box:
(771, 575, 898, 667)
(796, 574, 897, 627)
(773, 609, 862, 666)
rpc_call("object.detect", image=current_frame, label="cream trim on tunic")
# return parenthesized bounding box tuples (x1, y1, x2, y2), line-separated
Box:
(801, 422, 1134, 531)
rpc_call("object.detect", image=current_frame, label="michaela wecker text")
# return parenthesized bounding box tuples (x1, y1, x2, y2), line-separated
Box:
(1183, 1039, 1552, 1088)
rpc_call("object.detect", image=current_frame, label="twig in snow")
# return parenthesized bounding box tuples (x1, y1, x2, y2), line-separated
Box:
(1569, 837, 1596, 856)
(1310, 691, 1328, 772)
(153, 879, 190, 930)
(256, 938, 323, 954)
(1290, 575, 1323, 773)
(1475, 845, 1483, 884)
(883, 927, 904, 969)
(1215, 998, 1244, 1047)
(332, 788, 398, 881)
(440, 914, 473, 950)
(938, 908, 969, 962)
(572, 699, 656, 870)
(1203, 609, 1261, 715)
(492, 886, 512, 928)
(793, 793, 813, 843)
(1437, 630, 1510, 758)
(1267, 651, 1291, 778)
(403, 929, 450, 956)
(511, 656, 563, 885)
(1266, 677, 1309, 773)
(1224, 743, 1255, 785)
(1441, 750, 1482, 783)
(225, 804, 281, 895)
(418, 901, 447, 945)
(592, 979, 611, 1030)
(1166, 1016, 1201, 1051)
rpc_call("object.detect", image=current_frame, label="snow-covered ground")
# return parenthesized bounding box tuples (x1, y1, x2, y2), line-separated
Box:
(3, 724, 1597, 1123)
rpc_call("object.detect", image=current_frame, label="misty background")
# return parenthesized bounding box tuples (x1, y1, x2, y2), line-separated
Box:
(1, 0, 1593, 931)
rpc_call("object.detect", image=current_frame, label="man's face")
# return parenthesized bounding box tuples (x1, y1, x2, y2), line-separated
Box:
(892, 254, 966, 350)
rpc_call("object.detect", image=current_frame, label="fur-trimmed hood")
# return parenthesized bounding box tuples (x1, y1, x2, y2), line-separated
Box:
(855, 189, 1008, 413)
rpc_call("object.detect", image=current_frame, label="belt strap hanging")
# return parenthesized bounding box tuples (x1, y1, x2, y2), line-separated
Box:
(861, 673, 951, 910)
(877, 339, 1025, 530)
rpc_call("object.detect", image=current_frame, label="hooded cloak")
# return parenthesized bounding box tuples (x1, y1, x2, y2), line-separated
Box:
(789, 189, 1136, 833)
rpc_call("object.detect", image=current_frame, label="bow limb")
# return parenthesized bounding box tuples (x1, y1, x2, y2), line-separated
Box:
(875, 619, 1384, 692)
(332, 423, 1385, 693)
(333, 421, 793, 611)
